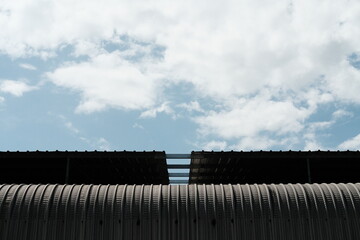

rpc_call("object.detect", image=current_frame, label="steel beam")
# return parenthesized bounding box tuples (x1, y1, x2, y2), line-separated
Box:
(168, 172, 189, 177)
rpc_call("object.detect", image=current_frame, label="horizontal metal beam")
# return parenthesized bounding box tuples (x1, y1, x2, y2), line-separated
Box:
(166, 154, 191, 159)
(168, 173, 189, 177)
(169, 180, 189, 184)
(167, 164, 190, 169)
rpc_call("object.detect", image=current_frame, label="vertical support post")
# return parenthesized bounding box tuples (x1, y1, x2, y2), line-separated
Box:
(306, 158, 312, 184)
(65, 156, 70, 184)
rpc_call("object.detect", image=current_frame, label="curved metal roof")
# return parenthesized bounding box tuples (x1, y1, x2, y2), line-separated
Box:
(1, 183, 360, 239)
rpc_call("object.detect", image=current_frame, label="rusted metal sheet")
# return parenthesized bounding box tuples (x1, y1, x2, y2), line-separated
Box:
(1, 183, 360, 239)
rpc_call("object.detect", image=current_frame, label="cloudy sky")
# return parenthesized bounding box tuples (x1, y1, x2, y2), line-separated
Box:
(1, 0, 360, 152)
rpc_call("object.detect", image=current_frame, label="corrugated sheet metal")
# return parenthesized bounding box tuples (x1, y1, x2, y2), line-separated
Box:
(1, 183, 360, 239)
(190, 151, 360, 184)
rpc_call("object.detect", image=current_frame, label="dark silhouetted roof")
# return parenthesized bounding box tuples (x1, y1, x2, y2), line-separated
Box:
(0, 151, 168, 184)
(2, 150, 360, 185)
(190, 151, 360, 184)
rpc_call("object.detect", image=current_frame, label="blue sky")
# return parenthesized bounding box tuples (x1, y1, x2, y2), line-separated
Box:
(1, 0, 360, 152)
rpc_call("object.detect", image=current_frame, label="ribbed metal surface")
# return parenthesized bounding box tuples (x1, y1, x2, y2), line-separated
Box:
(1, 184, 360, 239)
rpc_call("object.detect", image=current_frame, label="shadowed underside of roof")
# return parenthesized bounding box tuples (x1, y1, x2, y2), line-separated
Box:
(0, 151, 169, 185)
(1, 183, 360, 239)
(1, 151, 360, 184)
(190, 151, 360, 184)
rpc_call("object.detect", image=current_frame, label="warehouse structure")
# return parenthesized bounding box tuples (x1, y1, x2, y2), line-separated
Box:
(1, 151, 360, 239)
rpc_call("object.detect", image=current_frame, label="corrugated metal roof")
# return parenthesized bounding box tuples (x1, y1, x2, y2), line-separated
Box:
(1, 183, 359, 239)
(190, 151, 360, 184)
(0, 151, 169, 184)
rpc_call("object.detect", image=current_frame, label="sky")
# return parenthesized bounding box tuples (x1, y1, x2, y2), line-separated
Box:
(1, 0, 360, 152)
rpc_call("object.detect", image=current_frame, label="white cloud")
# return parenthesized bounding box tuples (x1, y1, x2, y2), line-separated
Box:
(3, 1, 360, 103)
(19, 63, 37, 70)
(193, 89, 344, 150)
(177, 101, 204, 113)
(64, 121, 80, 134)
(326, 62, 360, 103)
(202, 140, 228, 150)
(97, 137, 111, 150)
(308, 121, 333, 130)
(2, 0, 360, 149)
(200, 135, 299, 151)
(303, 125, 328, 151)
(140, 102, 173, 118)
(332, 109, 354, 119)
(132, 123, 144, 129)
(195, 94, 310, 140)
(47, 51, 163, 114)
(57, 114, 80, 134)
(57, 114, 111, 150)
(2, 0, 360, 101)
(72, 40, 103, 57)
(303, 140, 325, 151)
(338, 134, 360, 150)
(300, 108, 356, 150)
(78, 136, 111, 150)
(0, 79, 36, 96)
(232, 136, 279, 151)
